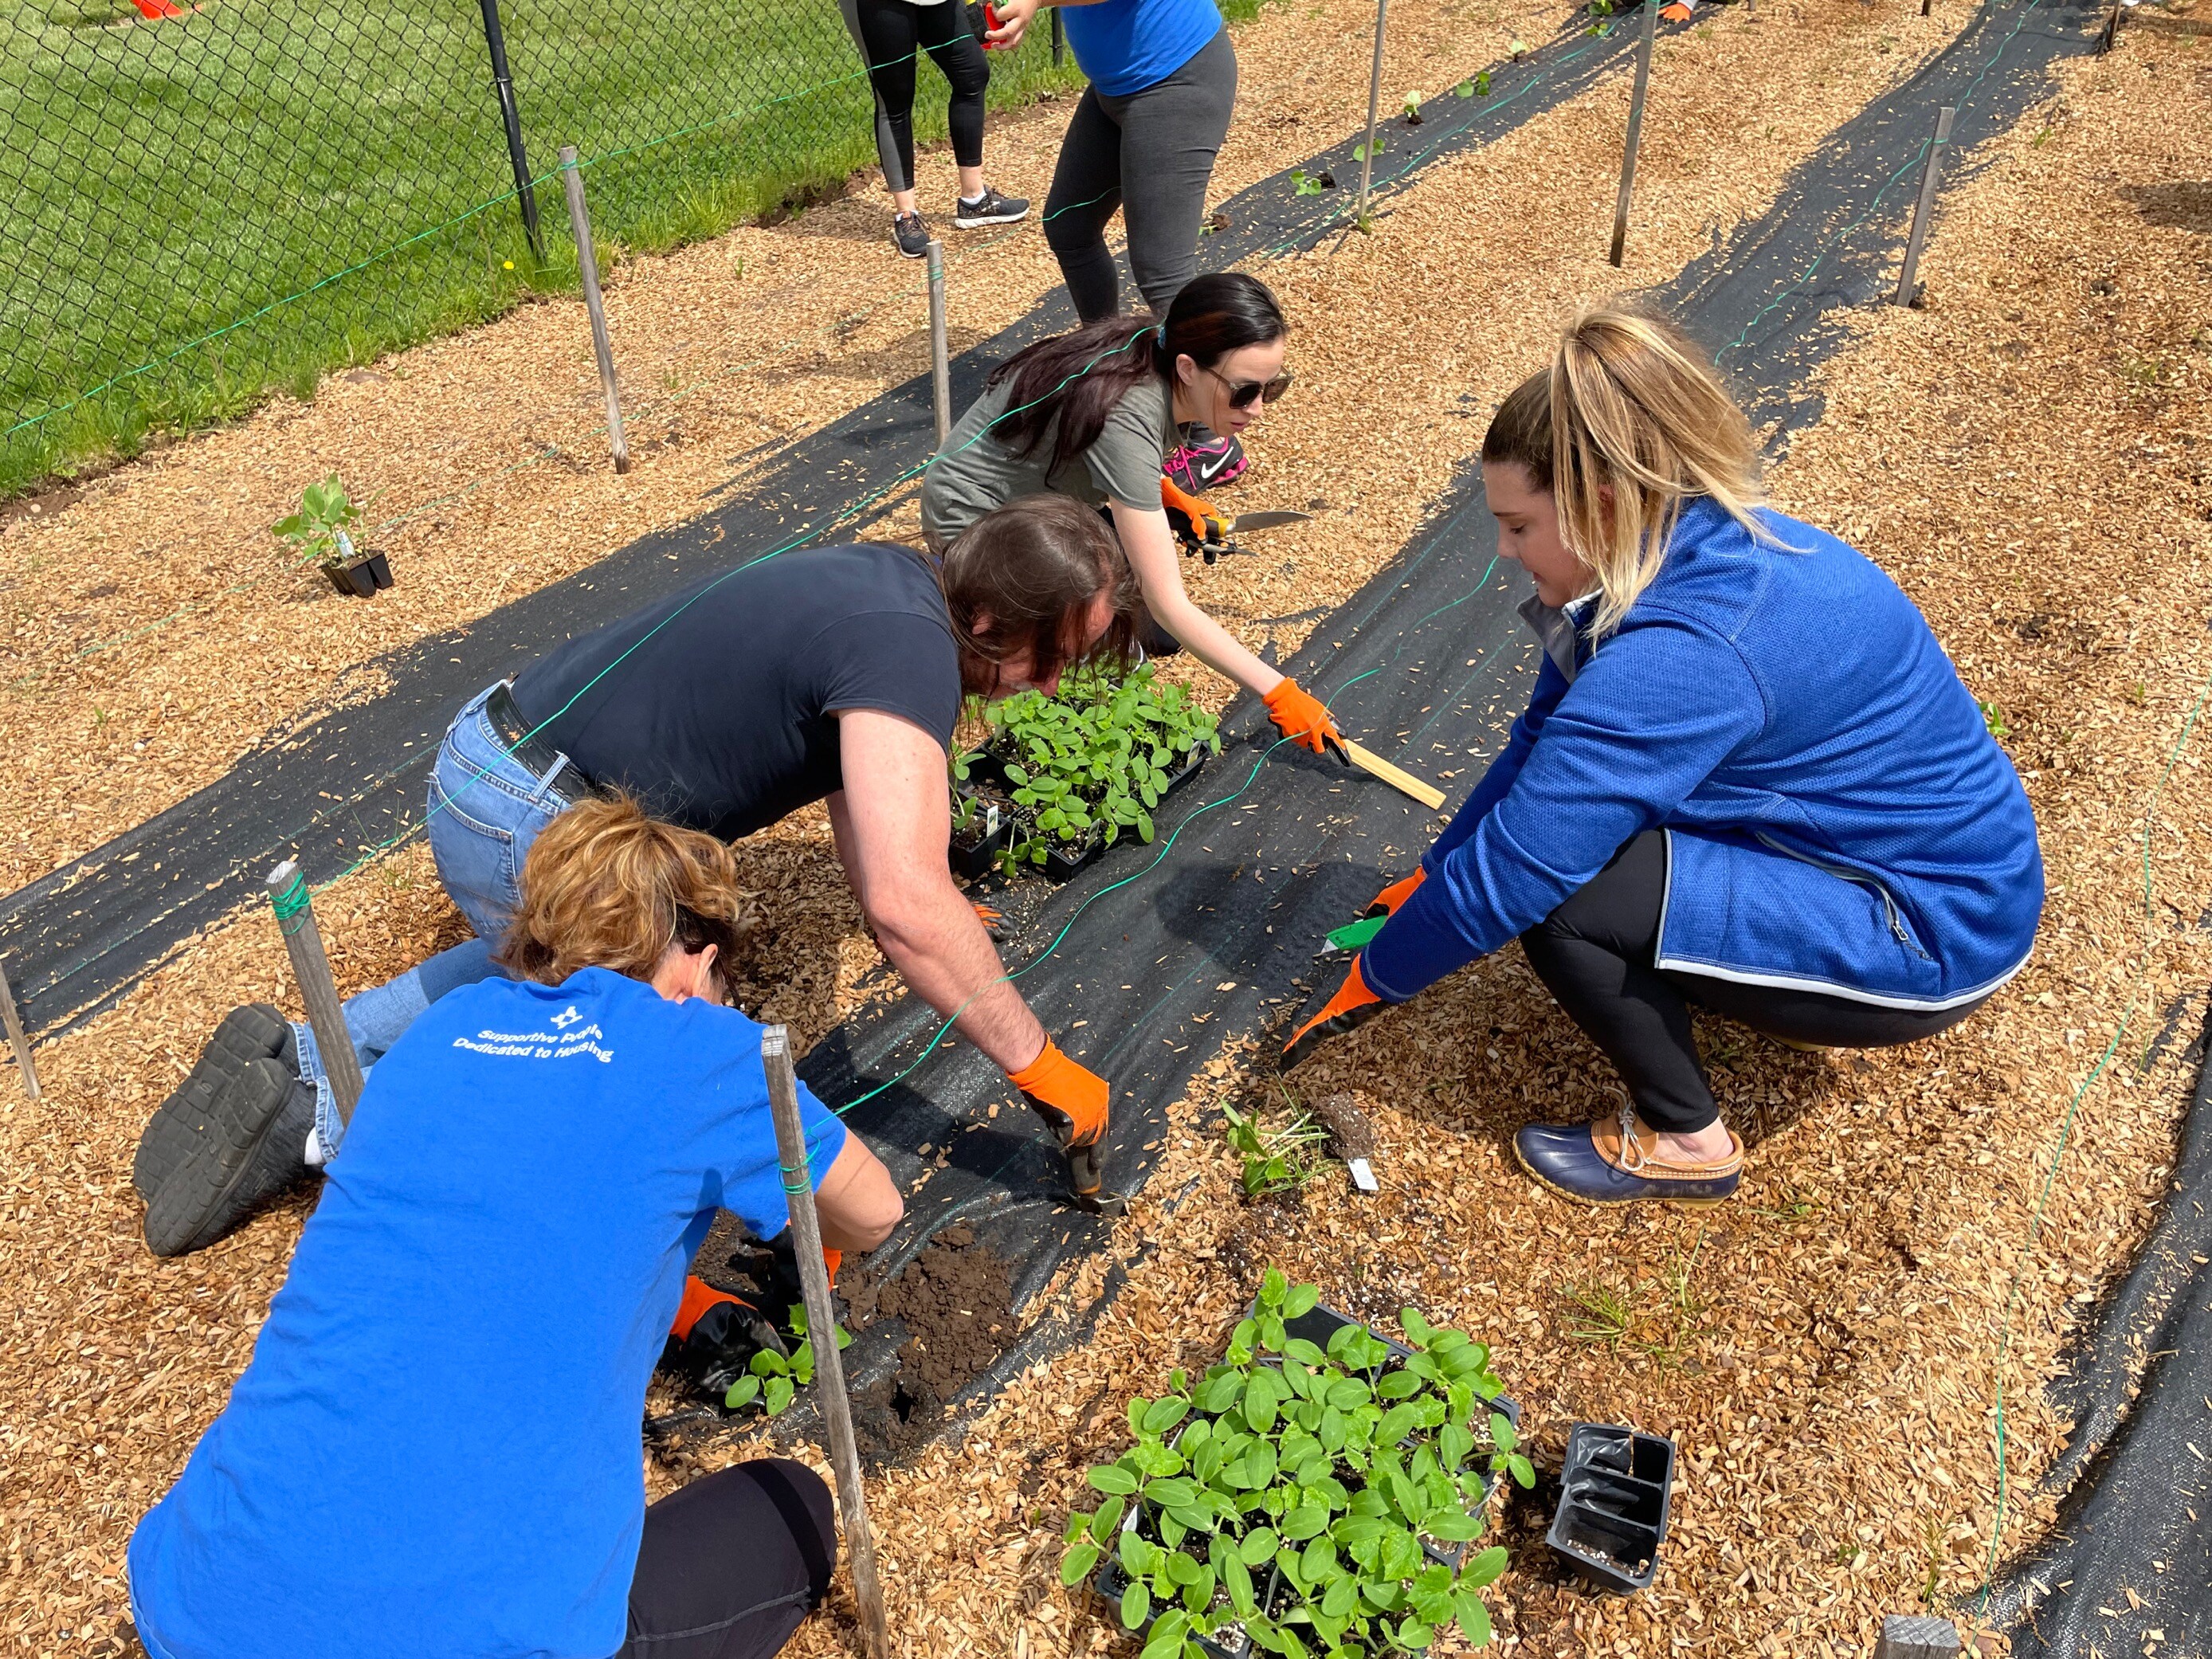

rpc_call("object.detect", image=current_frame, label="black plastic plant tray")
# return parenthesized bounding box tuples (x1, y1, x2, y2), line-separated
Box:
(1544, 1422, 1674, 1593)
(1256, 1301, 1522, 1571)
(948, 790, 1010, 879)
(1041, 833, 1104, 884)
(1095, 1428, 1263, 1659)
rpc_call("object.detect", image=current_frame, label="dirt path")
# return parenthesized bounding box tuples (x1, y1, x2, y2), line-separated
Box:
(0, 2, 2159, 1653)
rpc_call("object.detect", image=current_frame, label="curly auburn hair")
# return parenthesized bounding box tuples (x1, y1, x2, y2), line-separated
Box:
(494, 794, 759, 990)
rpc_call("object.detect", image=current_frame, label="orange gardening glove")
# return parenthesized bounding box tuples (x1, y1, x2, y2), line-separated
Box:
(821, 1246, 841, 1288)
(1010, 1039, 1110, 1201)
(1658, 1, 1692, 18)
(1366, 867, 1426, 919)
(1160, 475, 1223, 549)
(672, 1273, 751, 1343)
(1281, 956, 1393, 1072)
(1264, 677, 1347, 760)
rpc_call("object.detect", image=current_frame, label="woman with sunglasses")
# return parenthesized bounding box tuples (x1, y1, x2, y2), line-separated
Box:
(920, 272, 1338, 756)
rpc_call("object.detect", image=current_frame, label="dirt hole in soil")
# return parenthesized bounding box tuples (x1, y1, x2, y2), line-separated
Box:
(845, 1222, 1016, 1462)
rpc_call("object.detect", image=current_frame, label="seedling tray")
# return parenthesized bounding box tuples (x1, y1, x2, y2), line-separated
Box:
(1096, 1492, 1261, 1659)
(1258, 1301, 1523, 1571)
(1544, 1422, 1674, 1592)
(1041, 830, 1104, 884)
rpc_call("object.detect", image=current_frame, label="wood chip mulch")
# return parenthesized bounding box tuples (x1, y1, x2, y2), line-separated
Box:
(7, 4, 2208, 1657)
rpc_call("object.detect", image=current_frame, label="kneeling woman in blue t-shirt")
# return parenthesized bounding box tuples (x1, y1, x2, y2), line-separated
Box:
(1283, 303, 2044, 1207)
(128, 798, 904, 1659)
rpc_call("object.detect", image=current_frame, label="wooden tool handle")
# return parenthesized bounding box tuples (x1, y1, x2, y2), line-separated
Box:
(1340, 739, 1446, 811)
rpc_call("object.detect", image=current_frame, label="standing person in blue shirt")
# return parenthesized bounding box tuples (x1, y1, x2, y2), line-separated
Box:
(983, 0, 1249, 489)
(1281, 302, 2043, 1206)
(128, 794, 905, 1659)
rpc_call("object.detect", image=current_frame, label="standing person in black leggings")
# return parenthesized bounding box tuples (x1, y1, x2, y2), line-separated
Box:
(839, 0, 1030, 257)
(985, 0, 1247, 488)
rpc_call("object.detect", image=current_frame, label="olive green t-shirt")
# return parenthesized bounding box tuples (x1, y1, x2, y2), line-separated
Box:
(920, 372, 1175, 548)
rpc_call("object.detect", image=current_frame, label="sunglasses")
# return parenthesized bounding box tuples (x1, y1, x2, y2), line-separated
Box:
(1205, 364, 1295, 410)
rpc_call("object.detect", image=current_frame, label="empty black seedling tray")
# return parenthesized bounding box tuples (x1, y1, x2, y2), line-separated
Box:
(1545, 1423, 1675, 1593)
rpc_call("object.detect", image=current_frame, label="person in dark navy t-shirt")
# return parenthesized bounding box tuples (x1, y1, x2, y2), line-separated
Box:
(135, 496, 1140, 1268)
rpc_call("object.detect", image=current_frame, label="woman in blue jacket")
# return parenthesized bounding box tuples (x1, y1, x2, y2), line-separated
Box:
(1283, 303, 2043, 1206)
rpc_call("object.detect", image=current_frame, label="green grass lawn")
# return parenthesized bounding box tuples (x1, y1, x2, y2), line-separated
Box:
(0, 0, 1096, 497)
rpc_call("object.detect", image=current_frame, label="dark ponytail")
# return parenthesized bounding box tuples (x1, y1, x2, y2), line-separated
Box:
(986, 273, 1288, 473)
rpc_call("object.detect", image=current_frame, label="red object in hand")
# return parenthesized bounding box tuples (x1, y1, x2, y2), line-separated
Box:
(982, 2, 1008, 47)
(129, 0, 186, 18)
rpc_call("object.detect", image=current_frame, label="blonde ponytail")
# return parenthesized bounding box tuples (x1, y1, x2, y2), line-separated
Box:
(1485, 301, 1768, 638)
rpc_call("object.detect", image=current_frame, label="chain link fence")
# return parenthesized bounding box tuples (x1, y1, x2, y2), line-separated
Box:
(0, 0, 1082, 496)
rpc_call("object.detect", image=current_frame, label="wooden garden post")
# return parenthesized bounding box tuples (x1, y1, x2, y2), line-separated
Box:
(0, 960, 39, 1101)
(266, 861, 364, 1125)
(762, 1026, 892, 1659)
(1606, 0, 1659, 267)
(559, 144, 631, 475)
(1894, 106, 1955, 307)
(1355, 0, 1389, 222)
(927, 239, 951, 448)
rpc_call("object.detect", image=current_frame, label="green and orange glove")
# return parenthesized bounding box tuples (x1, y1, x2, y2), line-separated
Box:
(1264, 677, 1347, 761)
(667, 1274, 790, 1402)
(1010, 1039, 1111, 1205)
(1281, 955, 1394, 1072)
(1365, 867, 1426, 918)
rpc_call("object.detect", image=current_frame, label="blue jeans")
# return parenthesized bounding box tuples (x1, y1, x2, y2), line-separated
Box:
(296, 684, 577, 1157)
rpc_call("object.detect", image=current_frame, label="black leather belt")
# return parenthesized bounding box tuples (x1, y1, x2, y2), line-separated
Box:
(484, 683, 603, 806)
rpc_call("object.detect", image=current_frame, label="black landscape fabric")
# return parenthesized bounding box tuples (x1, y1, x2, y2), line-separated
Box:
(1977, 987, 2212, 1654)
(0, 4, 1646, 1041)
(14, 0, 2159, 1618)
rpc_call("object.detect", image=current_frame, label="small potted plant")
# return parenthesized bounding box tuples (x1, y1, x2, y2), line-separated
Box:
(275, 474, 388, 597)
(949, 751, 1013, 879)
(1061, 1270, 1532, 1657)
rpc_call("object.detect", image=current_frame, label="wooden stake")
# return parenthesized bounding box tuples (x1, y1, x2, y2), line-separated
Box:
(0, 960, 40, 1102)
(266, 860, 365, 1125)
(763, 1026, 892, 1659)
(1354, 0, 1389, 223)
(2099, 0, 2121, 50)
(927, 239, 951, 449)
(559, 144, 630, 475)
(1340, 739, 1446, 810)
(1606, 0, 1659, 268)
(1893, 105, 1955, 307)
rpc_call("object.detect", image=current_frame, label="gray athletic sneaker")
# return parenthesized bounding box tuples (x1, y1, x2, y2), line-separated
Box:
(953, 186, 1030, 229)
(892, 210, 930, 258)
(141, 1054, 316, 1258)
(131, 1002, 288, 1199)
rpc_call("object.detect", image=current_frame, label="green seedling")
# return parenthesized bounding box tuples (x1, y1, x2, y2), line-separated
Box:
(721, 1303, 855, 1416)
(1291, 168, 1326, 197)
(1351, 138, 1386, 163)
(273, 473, 363, 571)
(1222, 1101, 1331, 1196)
(1060, 1270, 1527, 1656)
(1401, 92, 1424, 122)
(987, 665, 1220, 871)
(1978, 699, 2010, 739)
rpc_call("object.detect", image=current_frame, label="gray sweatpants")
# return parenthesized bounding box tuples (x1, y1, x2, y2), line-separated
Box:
(1041, 26, 1237, 321)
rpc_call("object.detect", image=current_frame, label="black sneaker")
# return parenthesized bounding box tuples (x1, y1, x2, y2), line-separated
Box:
(142, 1054, 316, 1257)
(953, 186, 1030, 229)
(892, 210, 930, 258)
(131, 1003, 288, 1199)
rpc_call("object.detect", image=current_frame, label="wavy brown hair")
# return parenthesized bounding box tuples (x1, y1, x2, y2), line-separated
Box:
(495, 794, 758, 989)
(941, 494, 1141, 691)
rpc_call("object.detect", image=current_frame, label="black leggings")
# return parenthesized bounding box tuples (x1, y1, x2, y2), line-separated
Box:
(839, 0, 988, 196)
(615, 1459, 837, 1659)
(1519, 832, 1989, 1135)
(1043, 26, 1237, 320)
